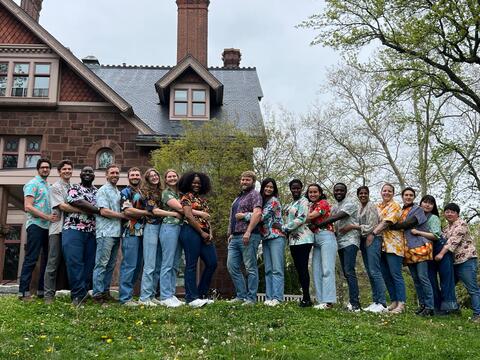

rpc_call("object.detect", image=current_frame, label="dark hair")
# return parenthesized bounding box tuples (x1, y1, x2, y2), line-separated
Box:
(289, 179, 303, 189)
(356, 185, 369, 196)
(260, 178, 279, 200)
(334, 182, 347, 191)
(401, 187, 416, 197)
(36, 158, 51, 170)
(57, 159, 73, 171)
(444, 202, 460, 214)
(178, 171, 212, 195)
(419, 195, 439, 217)
(381, 183, 395, 193)
(305, 183, 327, 201)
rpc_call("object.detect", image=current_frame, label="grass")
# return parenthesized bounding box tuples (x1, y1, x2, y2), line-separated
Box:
(0, 296, 479, 359)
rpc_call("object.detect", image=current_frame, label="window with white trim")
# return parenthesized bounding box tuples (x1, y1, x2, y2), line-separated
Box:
(0, 136, 42, 169)
(170, 84, 210, 120)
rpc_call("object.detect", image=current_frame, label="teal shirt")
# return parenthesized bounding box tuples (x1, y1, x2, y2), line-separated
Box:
(426, 214, 442, 240)
(23, 175, 51, 230)
(161, 188, 182, 225)
(96, 182, 122, 238)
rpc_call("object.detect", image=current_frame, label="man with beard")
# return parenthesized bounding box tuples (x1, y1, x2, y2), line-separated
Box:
(62, 166, 99, 306)
(315, 183, 361, 311)
(44, 159, 77, 304)
(19, 158, 59, 301)
(226, 171, 263, 305)
(92, 164, 126, 304)
(119, 167, 149, 306)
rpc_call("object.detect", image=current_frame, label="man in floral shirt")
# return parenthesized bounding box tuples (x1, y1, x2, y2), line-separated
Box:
(62, 166, 99, 305)
(226, 171, 263, 305)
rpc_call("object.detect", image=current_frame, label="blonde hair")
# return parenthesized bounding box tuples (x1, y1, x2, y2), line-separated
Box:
(141, 168, 162, 203)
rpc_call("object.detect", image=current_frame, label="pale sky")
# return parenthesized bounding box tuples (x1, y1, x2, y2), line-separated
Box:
(29, 0, 340, 114)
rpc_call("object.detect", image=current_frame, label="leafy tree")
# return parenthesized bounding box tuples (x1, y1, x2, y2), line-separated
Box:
(151, 119, 262, 238)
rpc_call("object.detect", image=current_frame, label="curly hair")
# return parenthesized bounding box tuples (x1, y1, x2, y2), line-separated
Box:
(141, 168, 162, 203)
(178, 171, 212, 195)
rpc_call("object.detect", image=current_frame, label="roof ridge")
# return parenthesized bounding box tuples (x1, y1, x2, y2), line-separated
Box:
(100, 64, 173, 69)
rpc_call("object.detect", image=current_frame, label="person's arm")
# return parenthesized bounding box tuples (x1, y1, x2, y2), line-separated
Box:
(435, 222, 467, 261)
(99, 208, 127, 220)
(389, 217, 418, 230)
(338, 223, 361, 234)
(124, 207, 150, 219)
(58, 203, 82, 213)
(243, 207, 262, 245)
(152, 208, 181, 219)
(183, 204, 210, 241)
(411, 229, 437, 241)
(24, 196, 57, 222)
(282, 201, 309, 234)
(314, 211, 349, 229)
(70, 199, 100, 215)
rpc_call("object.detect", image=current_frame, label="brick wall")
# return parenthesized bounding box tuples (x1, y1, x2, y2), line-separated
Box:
(0, 3, 42, 44)
(0, 109, 151, 170)
(59, 62, 106, 102)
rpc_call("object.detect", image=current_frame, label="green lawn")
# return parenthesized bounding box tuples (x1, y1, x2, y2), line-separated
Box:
(0, 295, 478, 360)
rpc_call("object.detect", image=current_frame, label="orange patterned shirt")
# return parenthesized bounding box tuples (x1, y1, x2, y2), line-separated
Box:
(377, 200, 405, 256)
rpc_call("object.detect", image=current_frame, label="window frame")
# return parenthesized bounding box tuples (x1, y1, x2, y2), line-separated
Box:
(169, 84, 210, 120)
(96, 148, 115, 170)
(0, 136, 43, 169)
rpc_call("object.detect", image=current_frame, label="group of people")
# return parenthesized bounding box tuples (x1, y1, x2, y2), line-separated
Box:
(19, 158, 217, 308)
(18, 159, 480, 321)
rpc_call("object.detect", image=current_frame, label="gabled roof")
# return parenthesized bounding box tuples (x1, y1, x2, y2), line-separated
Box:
(0, 0, 138, 119)
(155, 55, 224, 105)
(91, 65, 264, 137)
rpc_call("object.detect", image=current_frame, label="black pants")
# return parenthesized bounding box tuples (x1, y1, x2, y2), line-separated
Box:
(290, 243, 313, 301)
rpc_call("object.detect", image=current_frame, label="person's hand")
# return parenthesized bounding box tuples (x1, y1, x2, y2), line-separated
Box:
(227, 234, 232, 243)
(243, 231, 251, 246)
(201, 231, 210, 242)
(198, 211, 211, 220)
(173, 212, 182, 219)
(48, 213, 60, 222)
(366, 233, 374, 247)
(235, 213, 245, 220)
(338, 225, 351, 234)
(272, 223, 282, 231)
(435, 253, 444, 262)
(411, 228, 419, 235)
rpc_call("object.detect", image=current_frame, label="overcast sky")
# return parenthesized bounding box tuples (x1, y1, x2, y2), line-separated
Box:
(29, 0, 339, 114)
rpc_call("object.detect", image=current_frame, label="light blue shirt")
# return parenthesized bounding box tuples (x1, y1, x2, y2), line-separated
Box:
(23, 175, 51, 230)
(95, 182, 121, 238)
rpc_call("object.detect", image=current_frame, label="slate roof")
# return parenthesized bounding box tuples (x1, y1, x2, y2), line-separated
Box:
(89, 65, 264, 137)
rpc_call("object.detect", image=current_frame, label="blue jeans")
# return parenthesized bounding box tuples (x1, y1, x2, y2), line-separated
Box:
(19, 224, 49, 296)
(119, 235, 143, 303)
(93, 237, 120, 296)
(428, 238, 458, 311)
(360, 235, 386, 306)
(454, 258, 480, 316)
(179, 225, 217, 302)
(380, 252, 406, 302)
(408, 261, 434, 309)
(158, 224, 182, 300)
(140, 224, 161, 301)
(312, 231, 337, 303)
(338, 244, 360, 307)
(263, 236, 285, 301)
(62, 229, 96, 300)
(227, 233, 261, 302)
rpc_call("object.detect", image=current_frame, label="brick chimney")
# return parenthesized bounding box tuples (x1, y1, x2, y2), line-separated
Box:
(20, 0, 43, 22)
(176, 0, 209, 67)
(222, 48, 242, 69)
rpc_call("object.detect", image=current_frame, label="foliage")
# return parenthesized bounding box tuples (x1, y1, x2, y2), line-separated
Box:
(151, 119, 263, 238)
(1, 296, 479, 359)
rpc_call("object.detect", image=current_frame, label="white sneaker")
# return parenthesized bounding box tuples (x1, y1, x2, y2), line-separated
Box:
(368, 303, 388, 313)
(160, 297, 182, 308)
(267, 299, 280, 307)
(150, 298, 162, 305)
(172, 296, 185, 306)
(362, 303, 376, 311)
(122, 300, 139, 307)
(314, 303, 328, 310)
(204, 299, 214, 304)
(138, 299, 158, 307)
(189, 299, 208, 308)
(242, 300, 255, 306)
(264, 300, 272, 306)
(227, 298, 244, 304)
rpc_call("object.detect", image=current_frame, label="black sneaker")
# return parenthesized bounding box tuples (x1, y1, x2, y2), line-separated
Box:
(415, 304, 426, 315)
(299, 299, 313, 308)
(418, 308, 434, 317)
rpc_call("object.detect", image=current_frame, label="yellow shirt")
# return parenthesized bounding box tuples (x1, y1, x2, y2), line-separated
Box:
(377, 200, 405, 257)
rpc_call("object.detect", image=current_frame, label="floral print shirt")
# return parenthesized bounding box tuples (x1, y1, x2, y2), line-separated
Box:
(245, 197, 284, 240)
(162, 188, 182, 225)
(180, 192, 211, 233)
(228, 188, 263, 235)
(377, 200, 404, 256)
(282, 197, 313, 246)
(357, 201, 380, 237)
(332, 197, 360, 249)
(96, 182, 122, 238)
(443, 218, 477, 265)
(120, 186, 146, 237)
(63, 184, 97, 233)
(308, 199, 334, 233)
(23, 175, 52, 230)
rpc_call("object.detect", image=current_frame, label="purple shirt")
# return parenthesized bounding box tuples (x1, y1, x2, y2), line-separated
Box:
(229, 188, 262, 234)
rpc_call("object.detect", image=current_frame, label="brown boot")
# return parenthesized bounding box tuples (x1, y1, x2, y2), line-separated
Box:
(389, 302, 405, 314)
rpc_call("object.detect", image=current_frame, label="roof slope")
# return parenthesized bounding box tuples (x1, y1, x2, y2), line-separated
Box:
(91, 65, 264, 137)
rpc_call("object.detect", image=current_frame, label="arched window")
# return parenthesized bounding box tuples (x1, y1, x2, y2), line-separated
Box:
(96, 148, 114, 169)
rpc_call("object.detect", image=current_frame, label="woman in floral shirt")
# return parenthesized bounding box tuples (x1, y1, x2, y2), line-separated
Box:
(178, 171, 217, 308)
(238, 178, 286, 306)
(306, 183, 337, 310)
(436, 203, 480, 322)
(371, 183, 406, 314)
(276, 179, 313, 307)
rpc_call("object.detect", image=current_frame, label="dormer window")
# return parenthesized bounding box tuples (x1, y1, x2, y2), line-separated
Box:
(170, 84, 209, 120)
